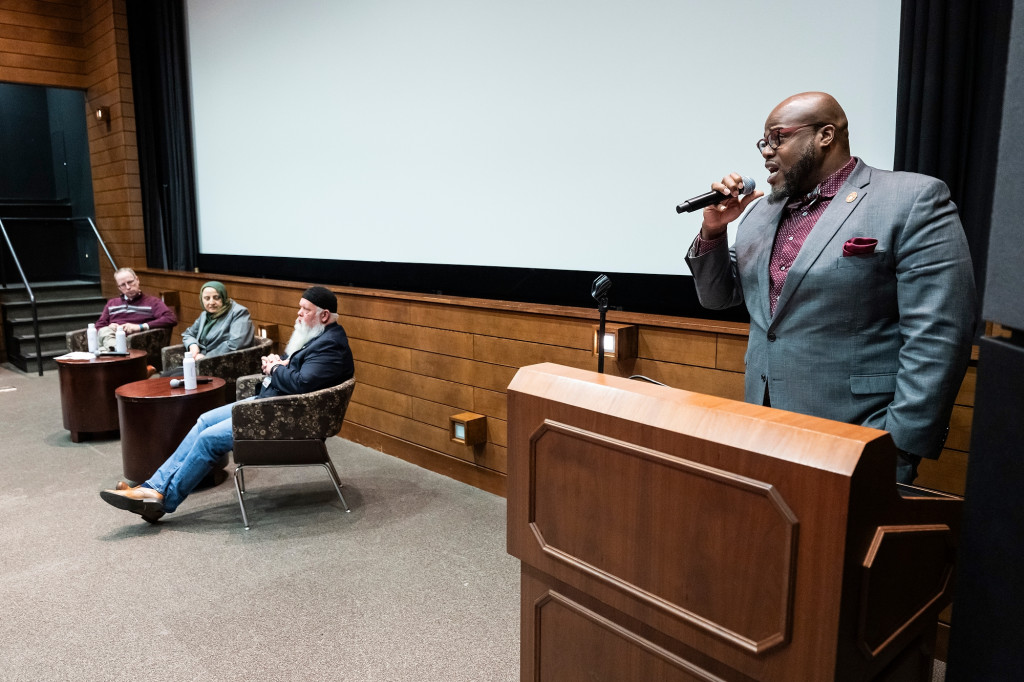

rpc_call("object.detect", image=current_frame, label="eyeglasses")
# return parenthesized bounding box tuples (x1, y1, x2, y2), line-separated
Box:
(116, 278, 138, 289)
(756, 122, 825, 152)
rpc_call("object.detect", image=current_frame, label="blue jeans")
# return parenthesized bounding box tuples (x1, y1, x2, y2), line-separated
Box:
(144, 398, 252, 512)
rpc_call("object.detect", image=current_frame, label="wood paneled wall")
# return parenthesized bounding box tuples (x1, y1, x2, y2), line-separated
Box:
(1, 0, 145, 300)
(139, 269, 975, 501)
(3, 0, 974, 500)
(0, 0, 84, 87)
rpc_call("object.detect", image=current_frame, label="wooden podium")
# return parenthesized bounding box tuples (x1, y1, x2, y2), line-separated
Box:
(506, 363, 962, 682)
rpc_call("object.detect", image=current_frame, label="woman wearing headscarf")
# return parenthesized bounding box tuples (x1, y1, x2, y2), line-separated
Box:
(174, 281, 254, 369)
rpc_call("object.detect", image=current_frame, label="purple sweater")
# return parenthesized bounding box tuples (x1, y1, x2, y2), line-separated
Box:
(96, 292, 177, 328)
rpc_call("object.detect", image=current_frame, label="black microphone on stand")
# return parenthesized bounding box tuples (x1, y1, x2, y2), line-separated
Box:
(675, 176, 756, 213)
(591, 274, 611, 374)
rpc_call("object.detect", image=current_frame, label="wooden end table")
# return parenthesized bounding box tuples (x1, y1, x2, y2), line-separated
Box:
(115, 376, 228, 483)
(57, 349, 149, 442)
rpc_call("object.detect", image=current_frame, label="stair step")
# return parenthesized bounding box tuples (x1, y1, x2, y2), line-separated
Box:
(0, 280, 101, 303)
(6, 310, 99, 324)
(3, 297, 106, 318)
(5, 311, 97, 336)
(7, 349, 65, 373)
(0, 199, 74, 220)
(8, 333, 69, 355)
(1, 279, 112, 374)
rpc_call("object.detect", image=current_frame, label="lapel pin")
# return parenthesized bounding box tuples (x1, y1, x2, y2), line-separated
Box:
(846, 191, 858, 203)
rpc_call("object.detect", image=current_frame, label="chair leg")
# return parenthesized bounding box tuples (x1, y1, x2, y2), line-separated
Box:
(233, 465, 251, 530)
(321, 459, 351, 512)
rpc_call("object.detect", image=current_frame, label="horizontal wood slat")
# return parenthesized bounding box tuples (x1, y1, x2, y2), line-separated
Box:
(351, 382, 507, 447)
(340, 294, 600, 349)
(346, 402, 507, 473)
(351, 341, 517, 394)
(917, 449, 969, 497)
(345, 316, 475, 358)
(132, 262, 974, 500)
(342, 422, 506, 496)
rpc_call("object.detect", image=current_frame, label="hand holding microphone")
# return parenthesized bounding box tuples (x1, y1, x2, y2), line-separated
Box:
(678, 173, 764, 240)
(676, 175, 757, 214)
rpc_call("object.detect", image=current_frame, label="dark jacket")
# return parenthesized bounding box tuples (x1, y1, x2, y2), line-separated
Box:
(257, 322, 354, 399)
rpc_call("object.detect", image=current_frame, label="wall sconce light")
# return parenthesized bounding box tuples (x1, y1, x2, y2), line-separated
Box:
(592, 323, 638, 362)
(449, 412, 487, 446)
(95, 106, 111, 130)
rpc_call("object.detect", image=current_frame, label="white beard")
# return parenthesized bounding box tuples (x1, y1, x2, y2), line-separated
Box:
(284, 319, 326, 357)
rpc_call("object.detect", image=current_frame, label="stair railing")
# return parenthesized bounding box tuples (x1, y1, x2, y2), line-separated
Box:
(0, 217, 44, 375)
(0, 216, 118, 376)
(86, 217, 118, 272)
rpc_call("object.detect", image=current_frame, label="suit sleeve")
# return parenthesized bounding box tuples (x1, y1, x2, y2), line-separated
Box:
(266, 330, 352, 396)
(882, 179, 977, 458)
(685, 231, 746, 310)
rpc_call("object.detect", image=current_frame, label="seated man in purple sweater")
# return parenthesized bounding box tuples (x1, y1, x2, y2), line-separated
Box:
(95, 267, 178, 350)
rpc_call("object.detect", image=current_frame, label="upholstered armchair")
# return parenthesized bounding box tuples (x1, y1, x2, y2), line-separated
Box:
(230, 376, 357, 529)
(162, 336, 272, 389)
(66, 327, 172, 371)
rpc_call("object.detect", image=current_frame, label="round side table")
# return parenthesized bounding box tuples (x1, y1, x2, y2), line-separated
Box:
(115, 376, 227, 482)
(57, 349, 149, 442)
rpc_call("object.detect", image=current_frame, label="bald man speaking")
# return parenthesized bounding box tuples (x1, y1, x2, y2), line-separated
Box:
(685, 92, 976, 484)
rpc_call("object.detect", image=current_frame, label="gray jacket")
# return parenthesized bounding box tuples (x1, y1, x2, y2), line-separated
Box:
(180, 302, 255, 357)
(686, 160, 976, 459)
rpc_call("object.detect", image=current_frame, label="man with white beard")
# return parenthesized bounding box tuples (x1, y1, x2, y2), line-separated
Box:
(99, 286, 354, 523)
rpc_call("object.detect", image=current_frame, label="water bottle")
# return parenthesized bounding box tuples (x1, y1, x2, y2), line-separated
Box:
(86, 323, 99, 353)
(183, 356, 198, 390)
(114, 328, 128, 353)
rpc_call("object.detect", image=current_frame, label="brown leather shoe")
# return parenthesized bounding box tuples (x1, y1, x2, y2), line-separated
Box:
(100, 487, 165, 520)
(115, 481, 135, 491)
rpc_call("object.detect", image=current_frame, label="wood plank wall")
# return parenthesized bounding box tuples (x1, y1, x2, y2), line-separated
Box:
(0, 0, 145, 301)
(138, 269, 976, 501)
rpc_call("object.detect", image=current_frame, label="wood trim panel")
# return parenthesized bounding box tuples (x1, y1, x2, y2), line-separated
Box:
(137, 270, 974, 502)
(531, 589, 729, 682)
(529, 420, 799, 653)
(346, 402, 507, 472)
(341, 421, 507, 496)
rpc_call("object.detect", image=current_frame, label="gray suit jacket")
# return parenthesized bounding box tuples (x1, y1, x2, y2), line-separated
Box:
(686, 160, 976, 459)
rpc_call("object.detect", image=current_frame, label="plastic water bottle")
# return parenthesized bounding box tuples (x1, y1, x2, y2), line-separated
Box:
(114, 328, 128, 353)
(86, 323, 99, 353)
(183, 356, 198, 390)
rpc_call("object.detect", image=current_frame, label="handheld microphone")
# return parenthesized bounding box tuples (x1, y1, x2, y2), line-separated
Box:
(676, 176, 756, 214)
(170, 377, 213, 388)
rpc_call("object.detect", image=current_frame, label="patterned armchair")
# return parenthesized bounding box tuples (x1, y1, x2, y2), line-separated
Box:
(230, 376, 357, 529)
(66, 327, 172, 371)
(162, 336, 272, 390)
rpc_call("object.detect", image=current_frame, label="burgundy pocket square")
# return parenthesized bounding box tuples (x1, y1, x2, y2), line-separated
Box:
(843, 237, 878, 257)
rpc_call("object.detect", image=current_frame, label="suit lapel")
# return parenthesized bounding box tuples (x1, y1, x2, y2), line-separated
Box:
(771, 162, 872, 320)
(749, 201, 786, 325)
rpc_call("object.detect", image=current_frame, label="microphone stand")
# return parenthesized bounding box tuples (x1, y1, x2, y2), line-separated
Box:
(591, 275, 611, 374)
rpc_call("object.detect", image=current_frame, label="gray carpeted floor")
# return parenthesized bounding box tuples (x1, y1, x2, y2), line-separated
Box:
(0, 365, 520, 681)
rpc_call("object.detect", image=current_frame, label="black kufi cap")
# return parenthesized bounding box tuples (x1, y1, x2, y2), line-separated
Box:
(301, 286, 337, 313)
